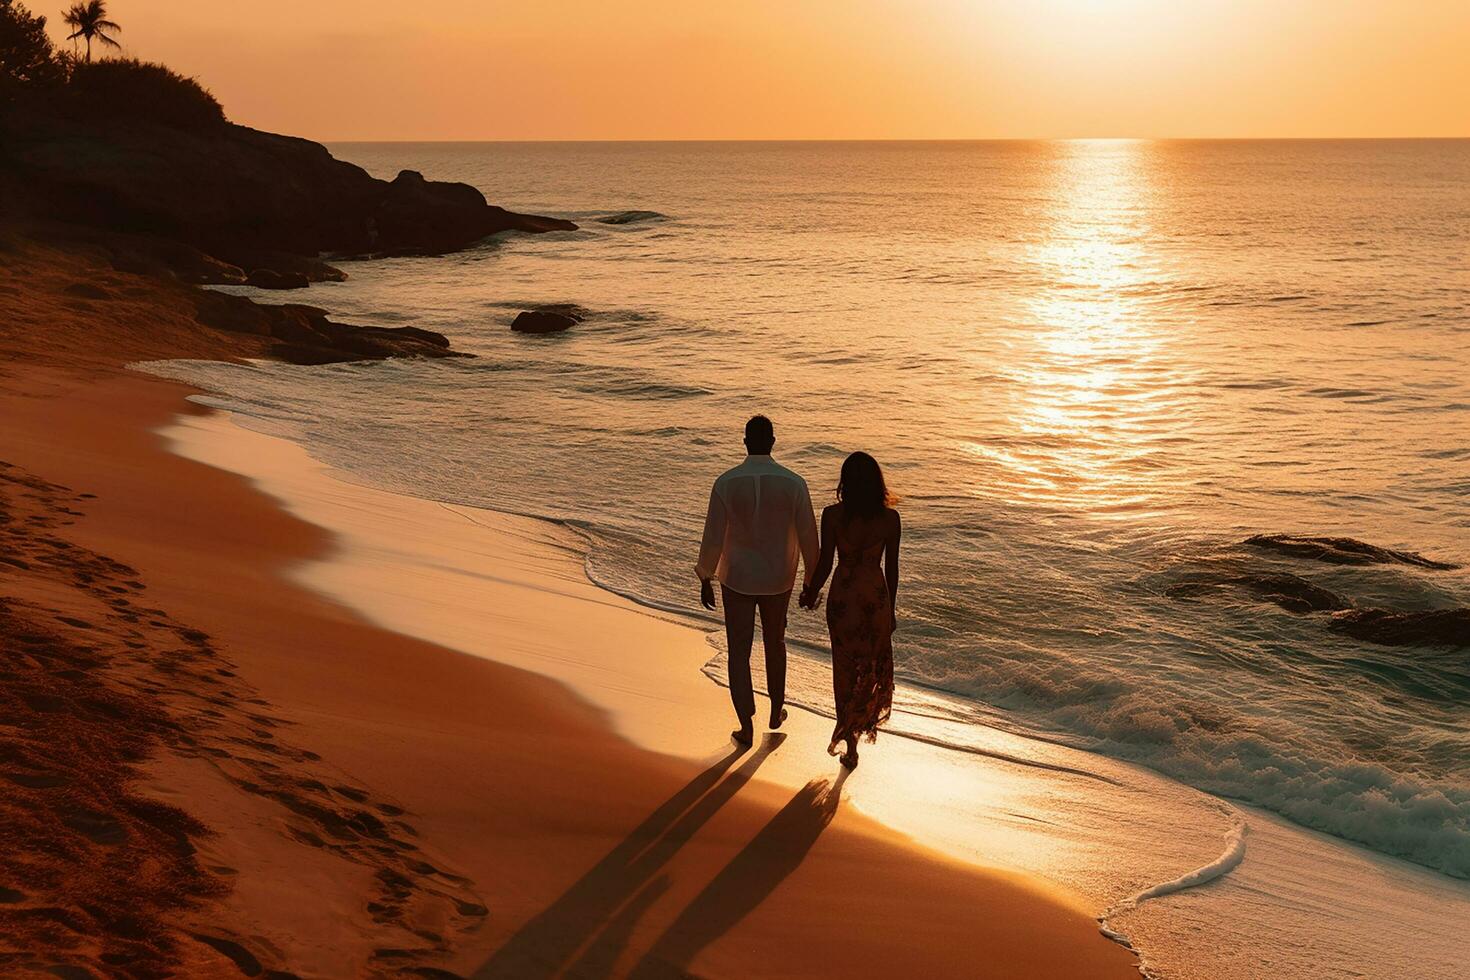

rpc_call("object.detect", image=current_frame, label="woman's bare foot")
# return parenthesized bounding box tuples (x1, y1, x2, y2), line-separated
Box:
(770, 707, 788, 729)
(840, 743, 859, 770)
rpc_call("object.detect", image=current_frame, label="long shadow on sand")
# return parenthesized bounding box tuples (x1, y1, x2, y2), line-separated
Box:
(625, 770, 846, 978)
(474, 734, 785, 978)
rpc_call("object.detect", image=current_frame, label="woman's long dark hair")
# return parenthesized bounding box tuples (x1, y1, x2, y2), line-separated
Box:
(836, 451, 895, 520)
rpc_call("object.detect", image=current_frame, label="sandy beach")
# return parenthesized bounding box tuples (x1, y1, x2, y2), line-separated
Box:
(0, 241, 1138, 976)
(4, 0, 1467, 973)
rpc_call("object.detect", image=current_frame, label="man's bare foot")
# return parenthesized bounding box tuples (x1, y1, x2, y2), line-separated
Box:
(732, 727, 754, 747)
(770, 707, 788, 729)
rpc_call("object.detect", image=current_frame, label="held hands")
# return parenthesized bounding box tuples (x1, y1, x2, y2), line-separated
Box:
(700, 578, 716, 611)
(798, 584, 822, 610)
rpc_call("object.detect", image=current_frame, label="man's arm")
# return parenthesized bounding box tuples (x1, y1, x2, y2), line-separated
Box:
(695, 484, 725, 610)
(801, 506, 837, 609)
(795, 478, 819, 586)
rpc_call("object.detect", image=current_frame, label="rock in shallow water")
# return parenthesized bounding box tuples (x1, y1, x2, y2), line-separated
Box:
(1166, 572, 1350, 614)
(596, 210, 666, 225)
(1328, 608, 1470, 648)
(191, 289, 463, 363)
(511, 307, 584, 334)
(1244, 534, 1458, 570)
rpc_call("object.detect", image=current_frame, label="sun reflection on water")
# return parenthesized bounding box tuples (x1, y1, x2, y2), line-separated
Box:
(977, 139, 1187, 515)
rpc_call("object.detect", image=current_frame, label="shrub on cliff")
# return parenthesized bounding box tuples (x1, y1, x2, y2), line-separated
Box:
(63, 57, 225, 128)
(0, 0, 62, 103)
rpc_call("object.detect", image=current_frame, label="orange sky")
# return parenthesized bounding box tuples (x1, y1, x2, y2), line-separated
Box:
(49, 0, 1470, 140)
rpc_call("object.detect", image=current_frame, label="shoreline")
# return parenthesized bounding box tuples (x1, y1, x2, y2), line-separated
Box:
(152, 392, 1470, 980)
(145, 360, 1470, 980)
(152, 393, 1147, 960)
(0, 241, 1137, 975)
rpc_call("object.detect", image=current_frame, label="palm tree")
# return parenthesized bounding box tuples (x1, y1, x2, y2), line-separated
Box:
(62, 0, 120, 62)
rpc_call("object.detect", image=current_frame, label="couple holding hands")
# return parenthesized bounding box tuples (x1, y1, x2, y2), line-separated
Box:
(696, 415, 899, 770)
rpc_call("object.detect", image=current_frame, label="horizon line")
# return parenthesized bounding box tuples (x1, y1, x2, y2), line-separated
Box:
(314, 135, 1470, 145)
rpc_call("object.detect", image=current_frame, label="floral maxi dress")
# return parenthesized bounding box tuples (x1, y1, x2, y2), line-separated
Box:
(826, 517, 895, 747)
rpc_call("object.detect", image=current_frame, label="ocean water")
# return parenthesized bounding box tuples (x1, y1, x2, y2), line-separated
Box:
(147, 141, 1469, 892)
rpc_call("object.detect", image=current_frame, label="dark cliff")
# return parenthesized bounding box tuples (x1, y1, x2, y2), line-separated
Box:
(0, 109, 576, 273)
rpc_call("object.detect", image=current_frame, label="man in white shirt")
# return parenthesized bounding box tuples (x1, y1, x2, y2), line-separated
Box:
(696, 415, 819, 746)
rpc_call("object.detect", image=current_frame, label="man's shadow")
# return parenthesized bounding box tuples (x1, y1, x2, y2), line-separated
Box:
(475, 733, 786, 978)
(626, 768, 848, 978)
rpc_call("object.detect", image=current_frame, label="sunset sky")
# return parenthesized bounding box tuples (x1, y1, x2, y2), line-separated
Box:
(51, 0, 1470, 140)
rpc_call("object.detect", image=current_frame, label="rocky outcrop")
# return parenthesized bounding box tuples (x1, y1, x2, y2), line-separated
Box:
(1328, 609, 1470, 648)
(190, 291, 463, 365)
(511, 305, 586, 334)
(0, 107, 564, 366)
(374, 170, 574, 255)
(0, 110, 577, 270)
(1244, 534, 1459, 570)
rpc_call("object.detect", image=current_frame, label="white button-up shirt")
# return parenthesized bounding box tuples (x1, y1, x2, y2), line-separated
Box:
(696, 455, 819, 596)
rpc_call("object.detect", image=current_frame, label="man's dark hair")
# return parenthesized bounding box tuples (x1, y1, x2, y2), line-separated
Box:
(744, 415, 775, 454)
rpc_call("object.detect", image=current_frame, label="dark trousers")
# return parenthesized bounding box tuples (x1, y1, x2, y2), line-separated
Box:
(720, 586, 790, 724)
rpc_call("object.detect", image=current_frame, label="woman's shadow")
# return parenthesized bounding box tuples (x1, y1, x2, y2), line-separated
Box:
(624, 768, 847, 977)
(475, 732, 797, 978)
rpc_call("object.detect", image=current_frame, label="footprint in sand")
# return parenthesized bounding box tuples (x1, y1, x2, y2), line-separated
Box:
(61, 808, 127, 845)
(21, 694, 67, 713)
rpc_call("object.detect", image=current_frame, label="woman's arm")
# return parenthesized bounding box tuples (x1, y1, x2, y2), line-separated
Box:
(801, 507, 838, 606)
(884, 509, 901, 623)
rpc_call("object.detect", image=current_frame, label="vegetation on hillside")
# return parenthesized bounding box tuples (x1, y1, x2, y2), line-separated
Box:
(65, 57, 224, 126)
(1, 1, 223, 126)
(0, 0, 62, 99)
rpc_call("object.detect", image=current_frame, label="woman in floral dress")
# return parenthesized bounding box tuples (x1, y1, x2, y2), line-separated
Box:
(799, 452, 900, 770)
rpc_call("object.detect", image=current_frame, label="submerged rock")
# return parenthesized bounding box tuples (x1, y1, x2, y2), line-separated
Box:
(1244, 534, 1458, 570)
(246, 269, 310, 290)
(1329, 608, 1470, 648)
(1167, 572, 1350, 614)
(596, 210, 666, 225)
